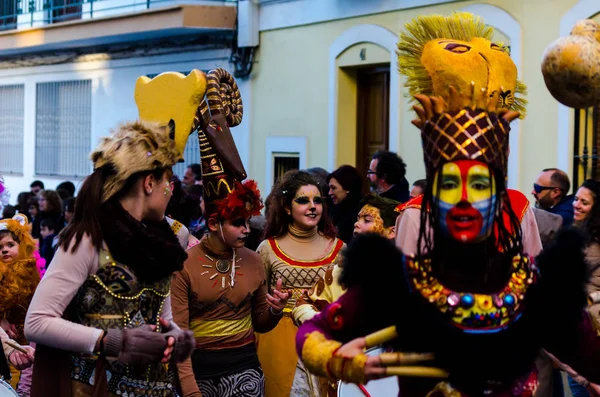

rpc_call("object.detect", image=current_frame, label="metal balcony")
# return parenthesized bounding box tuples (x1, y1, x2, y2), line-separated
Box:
(0, 0, 235, 30)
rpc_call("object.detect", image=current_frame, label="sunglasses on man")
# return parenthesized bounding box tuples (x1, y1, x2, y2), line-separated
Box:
(533, 183, 561, 194)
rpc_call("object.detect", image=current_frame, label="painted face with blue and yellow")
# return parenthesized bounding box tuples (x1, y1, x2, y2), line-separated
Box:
(433, 159, 496, 243)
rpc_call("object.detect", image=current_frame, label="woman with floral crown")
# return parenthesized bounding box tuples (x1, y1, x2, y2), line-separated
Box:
(24, 70, 207, 397)
(294, 13, 600, 396)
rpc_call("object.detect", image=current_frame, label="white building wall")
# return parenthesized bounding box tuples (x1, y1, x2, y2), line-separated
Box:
(1, 48, 249, 202)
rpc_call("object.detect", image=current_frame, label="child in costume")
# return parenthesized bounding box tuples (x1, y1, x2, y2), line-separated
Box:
(0, 214, 40, 395)
(24, 70, 205, 397)
(171, 68, 288, 397)
(295, 13, 600, 396)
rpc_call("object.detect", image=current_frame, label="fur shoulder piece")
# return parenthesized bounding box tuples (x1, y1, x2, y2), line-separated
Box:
(340, 233, 404, 289)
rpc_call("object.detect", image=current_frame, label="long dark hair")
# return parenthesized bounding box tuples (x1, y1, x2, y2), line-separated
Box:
(264, 170, 337, 240)
(59, 166, 169, 253)
(577, 179, 600, 242)
(417, 163, 523, 272)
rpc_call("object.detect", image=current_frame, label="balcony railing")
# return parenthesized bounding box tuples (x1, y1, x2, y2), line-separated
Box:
(0, 0, 235, 31)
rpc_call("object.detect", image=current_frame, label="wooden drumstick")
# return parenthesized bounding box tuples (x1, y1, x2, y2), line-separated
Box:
(379, 352, 435, 365)
(385, 366, 449, 378)
(364, 326, 398, 349)
(5, 341, 28, 354)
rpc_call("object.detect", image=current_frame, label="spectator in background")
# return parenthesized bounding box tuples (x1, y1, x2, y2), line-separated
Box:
(27, 197, 40, 238)
(16, 192, 32, 217)
(166, 176, 201, 230)
(182, 163, 202, 188)
(327, 165, 364, 243)
(305, 167, 329, 198)
(532, 168, 575, 227)
(39, 218, 57, 266)
(186, 185, 207, 239)
(2, 205, 16, 219)
(410, 179, 427, 199)
(29, 181, 44, 196)
(368, 151, 410, 203)
(63, 198, 76, 226)
(34, 190, 64, 239)
(246, 215, 267, 251)
(56, 181, 75, 199)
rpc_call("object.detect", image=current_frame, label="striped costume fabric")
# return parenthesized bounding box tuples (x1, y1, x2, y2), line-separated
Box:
(196, 368, 265, 397)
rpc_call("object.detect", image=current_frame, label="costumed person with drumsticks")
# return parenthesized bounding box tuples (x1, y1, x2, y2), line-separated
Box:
(24, 70, 205, 397)
(290, 193, 400, 396)
(0, 212, 39, 396)
(295, 13, 600, 396)
(170, 69, 288, 397)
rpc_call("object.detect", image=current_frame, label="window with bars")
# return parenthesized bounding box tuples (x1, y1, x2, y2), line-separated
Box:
(173, 131, 201, 180)
(573, 106, 600, 191)
(0, 84, 24, 175)
(35, 80, 92, 177)
(273, 153, 300, 185)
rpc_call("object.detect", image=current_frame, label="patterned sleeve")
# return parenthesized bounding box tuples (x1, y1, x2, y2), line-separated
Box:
(292, 265, 345, 326)
(256, 240, 272, 292)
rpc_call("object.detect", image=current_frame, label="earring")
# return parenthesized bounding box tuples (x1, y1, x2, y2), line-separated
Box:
(148, 189, 153, 194)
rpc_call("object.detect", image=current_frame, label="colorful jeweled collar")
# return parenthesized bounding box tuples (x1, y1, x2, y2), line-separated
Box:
(404, 254, 538, 333)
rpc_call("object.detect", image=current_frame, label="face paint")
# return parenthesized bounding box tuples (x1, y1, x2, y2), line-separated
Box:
(164, 181, 172, 196)
(291, 185, 323, 230)
(433, 160, 496, 243)
(354, 205, 385, 236)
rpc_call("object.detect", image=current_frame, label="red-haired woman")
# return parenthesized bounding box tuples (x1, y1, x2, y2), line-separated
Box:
(257, 170, 344, 397)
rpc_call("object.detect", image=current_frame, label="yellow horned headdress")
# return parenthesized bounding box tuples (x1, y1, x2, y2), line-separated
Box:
(397, 12, 527, 117)
(91, 70, 208, 203)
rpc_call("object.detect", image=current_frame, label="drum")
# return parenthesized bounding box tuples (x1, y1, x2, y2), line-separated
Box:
(337, 347, 400, 397)
(0, 378, 18, 397)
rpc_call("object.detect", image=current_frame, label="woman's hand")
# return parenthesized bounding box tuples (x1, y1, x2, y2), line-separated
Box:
(336, 337, 386, 382)
(266, 278, 290, 314)
(158, 318, 175, 364)
(9, 345, 35, 370)
(1, 319, 17, 339)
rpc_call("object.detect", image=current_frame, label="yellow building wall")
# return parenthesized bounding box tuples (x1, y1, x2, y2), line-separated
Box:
(250, 0, 589, 197)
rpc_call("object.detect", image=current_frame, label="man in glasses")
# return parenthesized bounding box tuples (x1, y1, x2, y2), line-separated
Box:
(367, 151, 410, 203)
(532, 168, 575, 227)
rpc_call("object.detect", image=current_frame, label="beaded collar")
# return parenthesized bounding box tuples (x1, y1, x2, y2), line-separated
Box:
(404, 254, 539, 333)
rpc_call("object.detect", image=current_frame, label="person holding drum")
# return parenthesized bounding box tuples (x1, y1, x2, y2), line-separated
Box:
(295, 13, 600, 396)
(293, 193, 400, 326)
(291, 193, 399, 396)
(23, 71, 207, 397)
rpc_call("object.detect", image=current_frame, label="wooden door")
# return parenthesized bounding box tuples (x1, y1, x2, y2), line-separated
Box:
(356, 66, 390, 190)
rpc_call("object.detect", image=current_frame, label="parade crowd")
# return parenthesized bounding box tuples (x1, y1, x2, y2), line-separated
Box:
(2, 11, 600, 397)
